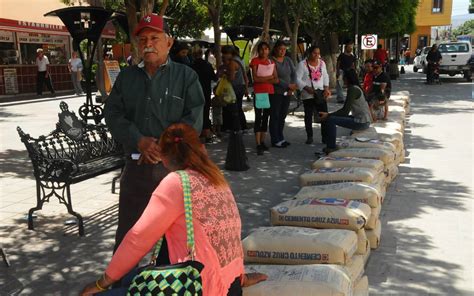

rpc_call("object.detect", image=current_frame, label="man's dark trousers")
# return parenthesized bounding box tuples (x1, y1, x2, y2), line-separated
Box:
(114, 160, 170, 262)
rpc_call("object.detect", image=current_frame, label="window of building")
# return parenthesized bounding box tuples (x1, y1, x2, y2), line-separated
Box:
(432, 0, 443, 13)
(418, 35, 428, 48)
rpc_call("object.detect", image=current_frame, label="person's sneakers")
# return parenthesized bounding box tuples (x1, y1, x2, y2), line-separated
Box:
(282, 140, 291, 146)
(260, 143, 269, 151)
(305, 137, 313, 144)
(272, 140, 286, 148)
(257, 145, 264, 155)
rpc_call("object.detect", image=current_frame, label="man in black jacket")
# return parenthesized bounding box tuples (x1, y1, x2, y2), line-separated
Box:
(426, 44, 442, 84)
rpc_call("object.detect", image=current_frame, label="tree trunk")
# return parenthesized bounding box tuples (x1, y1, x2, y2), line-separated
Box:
(140, 0, 154, 17)
(207, 1, 222, 68)
(290, 14, 300, 64)
(159, 0, 169, 16)
(261, 0, 271, 42)
(125, 0, 140, 64)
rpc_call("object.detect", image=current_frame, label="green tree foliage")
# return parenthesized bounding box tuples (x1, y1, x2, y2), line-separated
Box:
(452, 19, 474, 37)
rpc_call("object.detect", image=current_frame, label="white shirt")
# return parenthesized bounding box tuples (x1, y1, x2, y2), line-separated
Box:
(296, 59, 329, 100)
(69, 57, 83, 72)
(36, 55, 49, 72)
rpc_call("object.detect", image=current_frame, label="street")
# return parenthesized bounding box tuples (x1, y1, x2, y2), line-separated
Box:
(0, 66, 472, 295)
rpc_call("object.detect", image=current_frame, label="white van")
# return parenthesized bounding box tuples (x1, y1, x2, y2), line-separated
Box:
(438, 41, 472, 81)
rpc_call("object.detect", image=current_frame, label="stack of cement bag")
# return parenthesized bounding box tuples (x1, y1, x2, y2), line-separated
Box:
(241, 94, 410, 296)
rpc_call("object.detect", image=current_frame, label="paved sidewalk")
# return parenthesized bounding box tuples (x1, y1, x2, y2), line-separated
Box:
(0, 68, 472, 295)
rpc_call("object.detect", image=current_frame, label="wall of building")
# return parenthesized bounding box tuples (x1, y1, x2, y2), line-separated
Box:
(410, 26, 432, 51)
(415, 0, 453, 26)
(0, 0, 69, 26)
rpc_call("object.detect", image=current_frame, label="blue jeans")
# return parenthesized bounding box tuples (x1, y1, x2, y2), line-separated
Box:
(269, 94, 290, 144)
(325, 116, 370, 148)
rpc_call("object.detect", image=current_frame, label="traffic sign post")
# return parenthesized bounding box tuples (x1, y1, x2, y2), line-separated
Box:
(361, 34, 378, 50)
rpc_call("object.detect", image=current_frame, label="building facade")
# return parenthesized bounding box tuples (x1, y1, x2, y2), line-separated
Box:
(0, 0, 115, 98)
(410, 0, 453, 52)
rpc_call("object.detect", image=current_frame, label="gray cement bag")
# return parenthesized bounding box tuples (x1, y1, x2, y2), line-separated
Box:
(300, 167, 380, 187)
(242, 226, 358, 265)
(270, 198, 371, 231)
(365, 205, 381, 230)
(329, 148, 396, 167)
(362, 245, 371, 265)
(312, 157, 384, 174)
(372, 121, 404, 133)
(353, 276, 369, 296)
(366, 219, 381, 249)
(243, 264, 353, 296)
(295, 182, 382, 208)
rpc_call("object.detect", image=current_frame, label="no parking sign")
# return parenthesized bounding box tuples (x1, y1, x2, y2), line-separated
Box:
(361, 34, 378, 49)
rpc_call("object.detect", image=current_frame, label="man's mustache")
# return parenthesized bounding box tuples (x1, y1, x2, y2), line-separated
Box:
(143, 47, 158, 54)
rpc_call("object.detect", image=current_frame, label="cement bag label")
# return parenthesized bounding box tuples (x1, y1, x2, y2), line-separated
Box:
(329, 148, 396, 166)
(243, 264, 353, 296)
(271, 198, 370, 231)
(295, 182, 382, 208)
(242, 226, 358, 265)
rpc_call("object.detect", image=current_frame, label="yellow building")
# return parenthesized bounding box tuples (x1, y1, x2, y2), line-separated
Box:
(410, 0, 453, 52)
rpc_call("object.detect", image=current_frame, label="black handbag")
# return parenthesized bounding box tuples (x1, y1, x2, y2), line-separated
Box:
(127, 171, 204, 296)
(305, 59, 326, 105)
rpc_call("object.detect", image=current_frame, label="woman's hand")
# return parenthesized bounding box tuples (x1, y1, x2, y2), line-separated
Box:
(242, 272, 268, 287)
(319, 112, 329, 121)
(323, 89, 331, 99)
(79, 282, 102, 296)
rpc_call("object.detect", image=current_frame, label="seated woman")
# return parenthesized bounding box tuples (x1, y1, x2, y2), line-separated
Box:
(319, 69, 372, 154)
(80, 123, 266, 296)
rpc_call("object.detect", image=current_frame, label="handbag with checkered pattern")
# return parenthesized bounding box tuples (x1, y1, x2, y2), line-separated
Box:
(127, 170, 204, 296)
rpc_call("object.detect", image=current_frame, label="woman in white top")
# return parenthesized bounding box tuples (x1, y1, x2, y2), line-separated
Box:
(68, 51, 84, 96)
(296, 46, 331, 145)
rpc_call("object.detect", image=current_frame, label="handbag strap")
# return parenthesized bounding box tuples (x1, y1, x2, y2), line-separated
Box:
(305, 59, 316, 91)
(150, 170, 195, 264)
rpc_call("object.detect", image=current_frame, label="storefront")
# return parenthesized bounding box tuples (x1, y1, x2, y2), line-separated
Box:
(0, 18, 116, 97)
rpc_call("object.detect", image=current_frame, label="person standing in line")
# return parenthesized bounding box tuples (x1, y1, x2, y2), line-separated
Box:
(296, 46, 331, 145)
(191, 46, 218, 143)
(68, 51, 84, 96)
(233, 46, 249, 130)
(220, 45, 248, 132)
(36, 48, 55, 96)
(373, 44, 388, 66)
(335, 42, 356, 103)
(270, 40, 297, 148)
(250, 42, 279, 155)
(104, 14, 205, 259)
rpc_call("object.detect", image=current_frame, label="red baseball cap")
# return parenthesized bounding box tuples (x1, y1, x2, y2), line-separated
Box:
(134, 14, 170, 36)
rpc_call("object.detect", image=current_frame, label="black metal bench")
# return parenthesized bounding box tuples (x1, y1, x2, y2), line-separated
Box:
(17, 101, 124, 236)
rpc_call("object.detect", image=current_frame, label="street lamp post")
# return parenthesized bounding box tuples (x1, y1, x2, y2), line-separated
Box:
(351, 0, 360, 59)
(45, 7, 114, 124)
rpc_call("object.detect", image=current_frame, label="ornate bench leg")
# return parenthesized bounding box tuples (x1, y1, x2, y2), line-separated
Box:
(28, 181, 45, 231)
(111, 167, 123, 194)
(64, 185, 84, 236)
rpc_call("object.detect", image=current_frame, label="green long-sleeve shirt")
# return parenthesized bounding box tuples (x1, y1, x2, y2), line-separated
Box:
(104, 60, 204, 154)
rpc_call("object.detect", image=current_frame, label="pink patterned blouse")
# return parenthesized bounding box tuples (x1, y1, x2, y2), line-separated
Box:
(105, 170, 244, 295)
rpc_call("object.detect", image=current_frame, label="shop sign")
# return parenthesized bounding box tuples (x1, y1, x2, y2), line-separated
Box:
(17, 32, 68, 45)
(4, 68, 19, 94)
(0, 30, 14, 43)
(103, 60, 121, 95)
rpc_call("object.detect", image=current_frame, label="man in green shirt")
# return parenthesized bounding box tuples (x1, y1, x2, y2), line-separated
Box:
(105, 14, 204, 255)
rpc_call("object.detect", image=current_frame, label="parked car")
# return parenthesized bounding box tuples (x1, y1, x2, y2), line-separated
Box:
(413, 46, 430, 73)
(438, 41, 472, 82)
